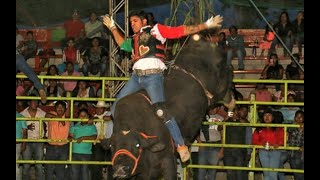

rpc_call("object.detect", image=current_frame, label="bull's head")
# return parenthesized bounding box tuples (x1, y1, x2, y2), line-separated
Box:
(101, 130, 166, 179)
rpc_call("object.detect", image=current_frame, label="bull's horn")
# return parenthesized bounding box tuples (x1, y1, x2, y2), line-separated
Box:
(122, 130, 130, 135)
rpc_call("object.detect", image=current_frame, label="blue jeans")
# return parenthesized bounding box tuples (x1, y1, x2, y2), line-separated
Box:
(71, 153, 92, 180)
(16, 53, 45, 91)
(226, 49, 245, 69)
(270, 36, 293, 56)
(198, 147, 221, 180)
(258, 149, 281, 180)
(45, 144, 69, 180)
(278, 150, 288, 180)
(111, 73, 184, 147)
(289, 151, 304, 180)
(16, 144, 22, 180)
(22, 142, 45, 180)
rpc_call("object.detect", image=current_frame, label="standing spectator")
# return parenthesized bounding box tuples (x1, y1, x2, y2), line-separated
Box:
(270, 11, 293, 57)
(252, 108, 284, 180)
(45, 101, 71, 180)
(20, 97, 47, 180)
(259, 23, 275, 57)
(197, 104, 224, 180)
(287, 110, 304, 180)
(61, 10, 85, 49)
(90, 101, 113, 180)
(18, 31, 38, 61)
(85, 12, 105, 46)
(226, 25, 246, 70)
(16, 111, 28, 180)
(69, 109, 97, 180)
(292, 11, 304, 56)
(223, 106, 249, 180)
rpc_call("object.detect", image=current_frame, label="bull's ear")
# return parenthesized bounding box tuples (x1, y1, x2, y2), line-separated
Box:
(140, 138, 166, 152)
(100, 138, 111, 150)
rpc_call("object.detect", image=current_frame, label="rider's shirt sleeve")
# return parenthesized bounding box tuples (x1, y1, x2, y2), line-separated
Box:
(151, 24, 185, 44)
(120, 38, 133, 52)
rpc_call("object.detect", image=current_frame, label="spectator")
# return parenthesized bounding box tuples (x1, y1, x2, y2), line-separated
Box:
(252, 108, 284, 180)
(16, 48, 47, 103)
(226, 25, 246, 70)
(18, 31, 38, 60)
(44, 65, 60, 87)
(248, 83, 273, 102)
(197, 104, 225, 180)
(16, 111, 27, 180)
(16, 27, 24, 48)
(259, 23, 275, 57)
(277, 94, 300, 123)
(90, 101, 113, 180)
(146, 12, 157, 26)
(292, 11, 304, 56)
(69, 109, 97, 180)
(61, 10, 85, 49)
(223, 106, 249, 180)
(58, 37, 80, 74)
(287, 110, 304, 180)
(82, 37, 108, 76)
(217, 32, 227, 60)
(261, 53, 284, 80)
(85, 12, 105, 46)
(286, 53, 304, 80)
(45, 101, 71, 180)
(60, 62, 81, 96)
(270, 11, 293, 57)
(20, 96, 47, 180)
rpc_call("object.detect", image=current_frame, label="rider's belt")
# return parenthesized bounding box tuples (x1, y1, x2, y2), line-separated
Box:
(134, 69, 163, 76)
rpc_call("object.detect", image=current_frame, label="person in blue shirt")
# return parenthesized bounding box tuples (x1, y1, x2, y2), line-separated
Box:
(16, 112, 27, 180)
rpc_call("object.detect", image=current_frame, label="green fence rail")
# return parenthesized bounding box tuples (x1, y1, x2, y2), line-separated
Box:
(16, 75, 304, 179)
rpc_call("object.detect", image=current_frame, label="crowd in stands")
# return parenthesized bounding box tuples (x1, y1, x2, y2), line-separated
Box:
(16, 9, 304, 180)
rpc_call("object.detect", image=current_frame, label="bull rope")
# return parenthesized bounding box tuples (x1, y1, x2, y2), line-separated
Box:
(171, 64, 213, 105)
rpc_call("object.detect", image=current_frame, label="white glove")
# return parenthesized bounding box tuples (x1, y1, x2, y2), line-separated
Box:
(102, 15, 116, 31)
(205, 15, 223, 29)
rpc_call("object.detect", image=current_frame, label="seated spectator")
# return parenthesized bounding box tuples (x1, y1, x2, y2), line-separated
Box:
(226, 25, 246, 70)
(261, 53, 284, 80)
(38, 43, 56, 68)
(18, 31, 38, 61)
(45, 79, 64, 106)
(259, 23, 275, 57)
(82, 37, 108, 76)
(57, 37, 80, 74)
(277, 94, 301, 123)
(292, 11, 304, 56)
(16, 27, 24, 48)
(21, 79, 40, 97)
(286, 53, 304, 80)
(273, 84, 296, 102)
(248, 83, 273, 102)
(270, 11, 293, 57)
(217, 32, 227, 60)
(44, 65, 60, 87)
(61, 62, 81, 96)
(72, 80, 95, 98)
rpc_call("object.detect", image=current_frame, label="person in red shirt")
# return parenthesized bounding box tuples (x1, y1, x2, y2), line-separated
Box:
(252, 108, 284, 180)
(57, 38, 80, 74)
(61, 10, 85, 49)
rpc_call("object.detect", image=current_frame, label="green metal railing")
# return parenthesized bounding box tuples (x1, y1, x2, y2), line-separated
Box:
(16, 75, 304, 179)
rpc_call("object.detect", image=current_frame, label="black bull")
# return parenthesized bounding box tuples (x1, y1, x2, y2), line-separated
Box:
(101, 34, 235, 179)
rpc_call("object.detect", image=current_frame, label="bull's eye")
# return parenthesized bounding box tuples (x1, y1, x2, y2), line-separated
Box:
(136, 143, 140, 148)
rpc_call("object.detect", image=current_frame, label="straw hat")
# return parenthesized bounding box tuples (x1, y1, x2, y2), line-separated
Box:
(93, 101, 110, 108)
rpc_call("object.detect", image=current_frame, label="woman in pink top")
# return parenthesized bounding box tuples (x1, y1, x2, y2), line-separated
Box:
(252, 108, 284, 180)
